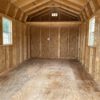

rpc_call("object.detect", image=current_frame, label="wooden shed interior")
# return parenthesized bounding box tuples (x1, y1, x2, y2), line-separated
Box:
(0, 0, 100, 99)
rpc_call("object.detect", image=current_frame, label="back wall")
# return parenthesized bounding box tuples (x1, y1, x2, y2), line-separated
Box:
(30, 22, 80, 59)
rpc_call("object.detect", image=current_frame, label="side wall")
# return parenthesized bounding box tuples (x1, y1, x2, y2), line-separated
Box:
(0, 18, 31, 74)
(30, 22, 79, 59)
(78, 11, 100, 83)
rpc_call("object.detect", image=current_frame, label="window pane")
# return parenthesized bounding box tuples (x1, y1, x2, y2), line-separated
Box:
(88, 17, 95, 47)
(3, 18, 12, 45)
(89, 32, 94, 46)
(89, 17, 95, 33)
(3, 18, 11, 33)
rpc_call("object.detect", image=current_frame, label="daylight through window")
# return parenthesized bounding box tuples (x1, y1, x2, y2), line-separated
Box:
(88, 17, 95, 47)
(3, 17, 12, 45)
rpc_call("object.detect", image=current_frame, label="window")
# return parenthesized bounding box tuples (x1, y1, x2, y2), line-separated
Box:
(51, 13, 58, 17)
(88, 17, 95, 47)
(2, 17, 12, 45)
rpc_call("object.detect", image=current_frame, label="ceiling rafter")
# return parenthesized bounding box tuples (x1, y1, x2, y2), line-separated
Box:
(79, 0, 100, 21)
(54, 0, 82, 11)
(25, 0, 80, 17)
(27, 5, 80, 19)
(22, 0, 81, 14)
(66, 0, 87, 6)
(21, 0, 82, 13)
(29, 8, 51, 19)
(11, 0, 37, 8)
(59, 11, 79, 19)
(92, 0, 99, 10)
(54, 0, 80, 13)
(30, 11, 78, 22)
(26, 6, 51, 16)
(28, 7, 79, 20)
(53, 4, 80, 16)
(10, 0, 96, 22)
(57, 7, 79, 17)
(33, 8, 78, 19)
(59, 0, 83, 8)
(23, 0, 50, 12)
(5, 2, 11, 14)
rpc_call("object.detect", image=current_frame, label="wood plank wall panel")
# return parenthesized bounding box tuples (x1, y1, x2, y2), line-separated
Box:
(30, 23, 79, 59)
(12, 20, 17, 66)
(41, 26, 50, 58)
(27, 26, 31, 59)
(5, 46, 13, 69)
(49, 26, 58, 58)
(78, 22, 90, 72)
(0, 46, 6, 73)
(78, 11, 100, 83)
(69, 26, 78, 58)
(60, 26, 69, 58)
(23, 25, 28, 60)
(79, 22, 97, 80)
(30, 26, 40, 58)
(60, 25, 78, 59)
(0, 16, 3, 45)
(94, 13, 100, 82)
(0, 19, 31, 74)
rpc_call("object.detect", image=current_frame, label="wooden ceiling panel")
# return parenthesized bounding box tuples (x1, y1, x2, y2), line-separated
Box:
(22, 0, 82, 13)
(11, 0, 87, 14)
(87, 2, 93, 16)
(7, 4, 17, 17)
(0, 0, 9, 14)
(29, 12, 79, 22)
(28, 8, 50, 19)
(25, 1, 80, 17)
(11, 0, 87, 7)
(85, 6, 90, 18)
(89, 0, 96, 13)
(58, 7, 79, 17)
(22, 0, 50, 12)
(11, 0, 36, 7)
(54, 0, 82, 11)
(97, 0, 100, 6)
(92, 0, 100, 10)
(27, 7, 80, 22)
(54, 1, 80, 14)
(15, 9, 22, 20)
(66, 0, 87, 6)
(3, 0, 98, 22)
(28, 7, 79, 20)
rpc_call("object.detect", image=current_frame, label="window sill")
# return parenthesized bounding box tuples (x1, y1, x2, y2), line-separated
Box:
(88, 45, 96, 48)
(0, 44, 13, 47)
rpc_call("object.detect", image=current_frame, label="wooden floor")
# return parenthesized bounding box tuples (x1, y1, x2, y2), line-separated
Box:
(0, 59, 100, 100)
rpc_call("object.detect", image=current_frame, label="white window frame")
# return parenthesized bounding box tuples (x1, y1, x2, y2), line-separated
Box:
(88, 16, 95, 47)
(2, 17, 12, 45)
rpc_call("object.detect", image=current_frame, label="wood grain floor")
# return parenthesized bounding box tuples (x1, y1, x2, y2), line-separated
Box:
(0, 59, 100, 100)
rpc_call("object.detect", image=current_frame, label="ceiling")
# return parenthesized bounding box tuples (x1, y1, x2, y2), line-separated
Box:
(10, 0, 89, 21)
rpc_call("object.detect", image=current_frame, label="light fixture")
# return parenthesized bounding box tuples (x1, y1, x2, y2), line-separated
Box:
(51, 13, 58, 17)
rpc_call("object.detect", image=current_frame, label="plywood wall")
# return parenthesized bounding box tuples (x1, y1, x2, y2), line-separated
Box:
(78, 10, 100, 83)
(0, 19, 31, 74)
(30, 22, 79, 59)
